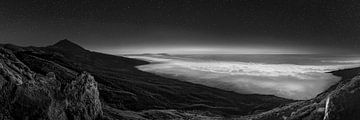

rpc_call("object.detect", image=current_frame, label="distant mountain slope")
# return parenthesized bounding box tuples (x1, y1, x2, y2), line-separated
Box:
(0, 39, 294, 120)
(48, 39, 88, 52)
(43, 40, 294, 114)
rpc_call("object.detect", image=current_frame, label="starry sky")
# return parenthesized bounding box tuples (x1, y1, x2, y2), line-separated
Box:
(0, 0, 360, 54)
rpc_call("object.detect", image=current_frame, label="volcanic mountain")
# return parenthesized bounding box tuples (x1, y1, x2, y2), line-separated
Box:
(0, 39, 359, 120)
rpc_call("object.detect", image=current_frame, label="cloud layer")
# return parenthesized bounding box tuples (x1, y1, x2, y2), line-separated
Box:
(128, 55, 359, 100)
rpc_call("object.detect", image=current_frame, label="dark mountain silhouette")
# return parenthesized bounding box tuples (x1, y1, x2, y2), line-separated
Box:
(48, 39, 87, 51)
(0, 39, 359, 120)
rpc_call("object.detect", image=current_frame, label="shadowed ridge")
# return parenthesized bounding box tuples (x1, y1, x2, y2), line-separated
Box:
(48, 39, 87, 51)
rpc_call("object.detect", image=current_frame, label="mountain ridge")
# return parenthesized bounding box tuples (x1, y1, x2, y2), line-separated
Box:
(0, 39, 359, 120)
(0, 39, 294, 120)
(48, 39, 88, 52)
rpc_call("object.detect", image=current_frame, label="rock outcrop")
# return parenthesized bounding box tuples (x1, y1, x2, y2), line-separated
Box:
(0, 47, 102, 120)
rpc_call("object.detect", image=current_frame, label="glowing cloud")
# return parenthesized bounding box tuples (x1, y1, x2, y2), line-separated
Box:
(127, 55, 360, 100)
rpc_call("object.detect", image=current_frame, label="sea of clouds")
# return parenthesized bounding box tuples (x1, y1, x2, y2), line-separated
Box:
(127, 55, 360, 100)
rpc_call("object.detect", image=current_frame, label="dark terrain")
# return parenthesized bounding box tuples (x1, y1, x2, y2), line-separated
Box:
(0, 40, 294, 120)
(238, 65, 360, 120)
(0, 39, 359, 120)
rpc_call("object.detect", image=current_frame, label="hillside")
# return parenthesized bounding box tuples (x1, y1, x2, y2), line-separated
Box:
(0, 40, 294, 120)
(2, 39, 359, 120)
(238, 67, 360, 120)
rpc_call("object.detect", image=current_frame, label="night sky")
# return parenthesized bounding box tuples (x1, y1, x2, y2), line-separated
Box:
(1, 0, 360, 54)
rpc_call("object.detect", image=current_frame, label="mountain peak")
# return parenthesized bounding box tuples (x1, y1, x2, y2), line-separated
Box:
(49, 39, 86, 51)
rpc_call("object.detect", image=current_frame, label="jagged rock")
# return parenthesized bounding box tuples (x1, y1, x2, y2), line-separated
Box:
(47, 72, 102, 120)
(0, 47, 103, 120)
(62, 72, 103, 120)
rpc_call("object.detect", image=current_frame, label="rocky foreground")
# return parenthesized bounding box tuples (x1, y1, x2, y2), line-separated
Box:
(0, 39, 359, 120)
(0, 47, 102, 120)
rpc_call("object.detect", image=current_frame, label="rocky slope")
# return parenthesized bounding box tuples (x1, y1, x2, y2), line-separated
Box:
(0, 47, 102, 120)
(0, 40, 294, 120)
(237, 67, 360, 120)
